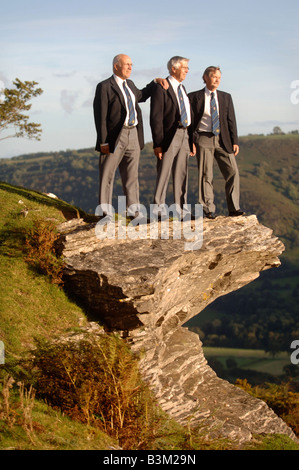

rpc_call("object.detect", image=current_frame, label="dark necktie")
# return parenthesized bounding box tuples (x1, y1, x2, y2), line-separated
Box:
(211, 92, 220, 135)
(178, 84, 188, 128)
(123, 81, 136, 126)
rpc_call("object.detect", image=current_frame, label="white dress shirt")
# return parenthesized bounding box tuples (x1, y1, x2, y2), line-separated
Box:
(198, 86, 219, 132)
(168, 75, 191, 127)
(113, 74, 138, 126)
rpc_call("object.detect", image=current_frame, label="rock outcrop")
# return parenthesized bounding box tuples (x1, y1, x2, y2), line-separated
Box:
(57, 214, 297, 444)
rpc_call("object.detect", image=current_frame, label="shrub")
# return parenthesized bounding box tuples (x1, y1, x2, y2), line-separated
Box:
(26, 333, 162, 449)
(24, 219, 64, 285)
(236, 379, 299, 436)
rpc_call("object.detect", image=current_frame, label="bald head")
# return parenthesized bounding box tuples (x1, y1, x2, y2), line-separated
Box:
(113, 54, 133, 80)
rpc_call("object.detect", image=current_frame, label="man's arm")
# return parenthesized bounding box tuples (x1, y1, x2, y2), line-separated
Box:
(132, 78, 169, 104)
(150, 84, 165, 154)
(227, 94, 239, 154)
(188, 90, 203, 132)
(93, 82, 110, 153)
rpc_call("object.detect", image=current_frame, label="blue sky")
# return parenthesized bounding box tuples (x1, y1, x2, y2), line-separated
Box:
(1, 0, 298, 158)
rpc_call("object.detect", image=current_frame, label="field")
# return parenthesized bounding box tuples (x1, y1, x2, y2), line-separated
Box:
(203, 347, 295, 385)
(204, 347, 290, 375)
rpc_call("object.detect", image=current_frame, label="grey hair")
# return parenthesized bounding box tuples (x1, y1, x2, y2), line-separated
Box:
(167, 56, 189, 73)
(112, 54, 123, 69)
(202, 66, 221, 83)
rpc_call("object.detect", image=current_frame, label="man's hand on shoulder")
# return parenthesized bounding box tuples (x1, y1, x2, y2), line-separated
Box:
(155, 78, 169, 90)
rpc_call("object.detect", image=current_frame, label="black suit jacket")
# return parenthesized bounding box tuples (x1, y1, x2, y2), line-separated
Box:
(93, 75, 155, 153)
(150, 78, 193, 153)
(188, 88, 238, 153)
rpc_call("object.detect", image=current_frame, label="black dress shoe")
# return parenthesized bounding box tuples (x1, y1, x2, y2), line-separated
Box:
(229, 210, 245, 217)
(205, 212, 216, 219)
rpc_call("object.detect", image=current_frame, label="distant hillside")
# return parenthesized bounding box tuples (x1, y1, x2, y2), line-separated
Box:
(1, 134, 298, 259)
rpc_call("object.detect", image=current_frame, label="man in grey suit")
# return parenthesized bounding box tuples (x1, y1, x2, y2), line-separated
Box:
(188, 66, 244, 219)
(150, 56, 195, 221)
(93, 54, 167, 220)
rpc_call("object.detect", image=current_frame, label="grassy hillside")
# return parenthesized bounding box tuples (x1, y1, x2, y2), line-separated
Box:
(0, 182, 88, 359)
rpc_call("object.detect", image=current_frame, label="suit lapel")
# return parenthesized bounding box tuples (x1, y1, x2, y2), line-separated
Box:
(167, 78, 180, 111)
(199, 88, 205, 115)
(110, 75, 126, 108)
(217, 90, 223, 118)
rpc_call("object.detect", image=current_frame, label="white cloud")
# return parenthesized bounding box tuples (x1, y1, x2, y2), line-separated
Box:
(60, 90, 80, 114)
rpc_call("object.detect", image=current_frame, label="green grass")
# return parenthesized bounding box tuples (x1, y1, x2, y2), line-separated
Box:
(0, 182, 89, 360)
(0, 391, 117, 450)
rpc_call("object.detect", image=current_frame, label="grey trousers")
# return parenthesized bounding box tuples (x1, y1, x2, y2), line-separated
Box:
(99, 127, 140, 216)
(194, 132, 240, 214)
(153, 128, 190, 218)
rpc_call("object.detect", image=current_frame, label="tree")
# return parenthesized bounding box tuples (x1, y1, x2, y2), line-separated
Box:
(272, 126, 284, 135)
(0, 78, 43, 141)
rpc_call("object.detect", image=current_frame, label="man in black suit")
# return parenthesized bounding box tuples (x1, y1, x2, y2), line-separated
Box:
(188, 66, 244, 218)
(93, 53, 167, 220)
(150, 56, 195, 221)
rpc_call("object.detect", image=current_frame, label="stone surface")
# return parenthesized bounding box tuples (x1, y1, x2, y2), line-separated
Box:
(57, 215, 297, 444)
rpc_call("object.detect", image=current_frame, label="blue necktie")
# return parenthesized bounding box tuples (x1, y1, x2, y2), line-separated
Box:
(123, 81, 136, 126)
(211, 92, 220, 135)
(178, 84, 188, 128)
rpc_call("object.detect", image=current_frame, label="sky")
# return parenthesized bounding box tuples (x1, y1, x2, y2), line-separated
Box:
(0, 0, 299, 158)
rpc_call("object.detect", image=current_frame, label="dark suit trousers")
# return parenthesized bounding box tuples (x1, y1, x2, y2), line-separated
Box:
(99, 127, 140, 216)
(194, 132, 240, 213)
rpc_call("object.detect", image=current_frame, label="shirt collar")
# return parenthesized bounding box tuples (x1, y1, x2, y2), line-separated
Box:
(168, 75, 182, 90)
(205, 86, 217, 96)
(114, 73, 125, 87)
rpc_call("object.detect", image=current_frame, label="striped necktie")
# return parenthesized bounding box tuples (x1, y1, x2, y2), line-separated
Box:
(178, 84, 188, 128)
(211, 92, 220, 135)
(123, 81, 136, 126)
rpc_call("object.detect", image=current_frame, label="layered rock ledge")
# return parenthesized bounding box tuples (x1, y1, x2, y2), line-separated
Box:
(57, 215, 297, 444)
